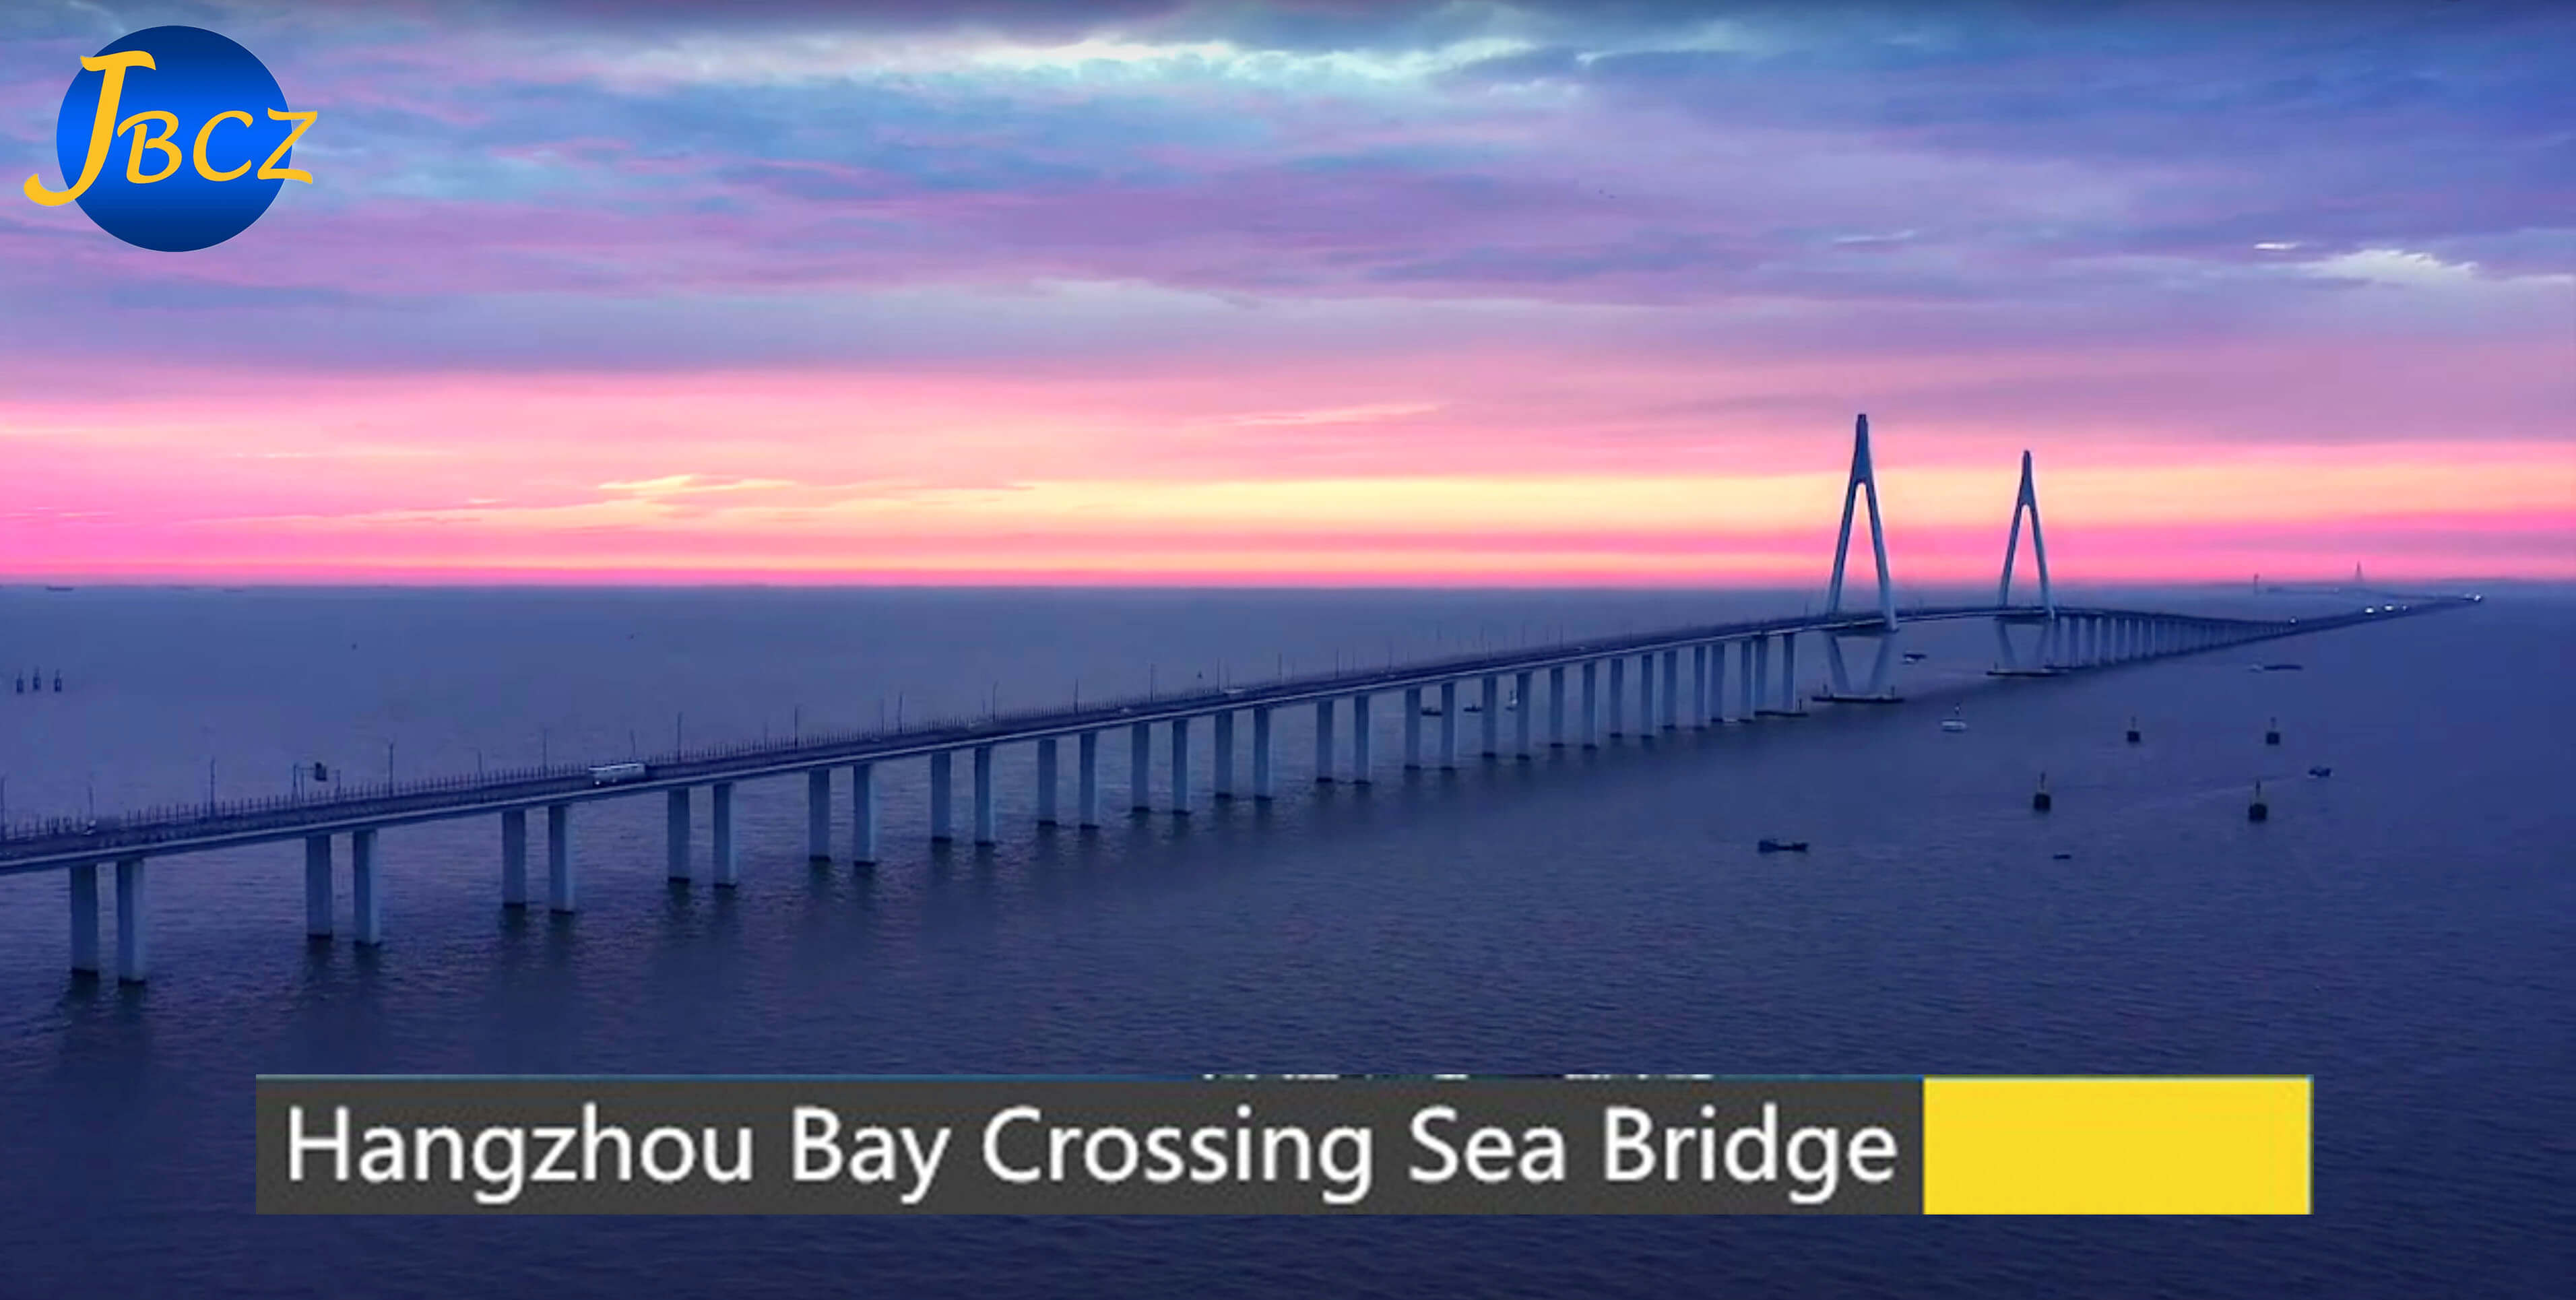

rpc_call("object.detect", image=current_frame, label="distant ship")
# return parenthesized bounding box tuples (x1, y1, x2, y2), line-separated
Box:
(43, 585, 73, 592)
(1940, 707, 1968, 733)
(1901, 651, 1928, 663)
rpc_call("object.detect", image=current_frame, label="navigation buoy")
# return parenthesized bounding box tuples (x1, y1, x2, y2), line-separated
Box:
(2264, 717, 2281, 746)
(51, 673, 61, 692)
(2032, 773, 2053, 812)
(2125, 715, 2142, 744)
(2247, 781, 2269, 822)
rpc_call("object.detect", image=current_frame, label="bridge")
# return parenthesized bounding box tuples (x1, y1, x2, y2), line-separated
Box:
(6, 416, 2476, 983)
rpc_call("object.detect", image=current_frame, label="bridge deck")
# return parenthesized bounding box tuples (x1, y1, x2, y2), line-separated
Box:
(0, 598, 2468, 875)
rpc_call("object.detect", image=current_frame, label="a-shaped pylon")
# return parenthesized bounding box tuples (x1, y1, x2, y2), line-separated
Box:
(1992, 449, 2059, 672)
(1819, 413, 1901, 700)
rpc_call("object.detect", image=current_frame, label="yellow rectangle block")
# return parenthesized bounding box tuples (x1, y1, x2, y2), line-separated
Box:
(1923, 1077, 2310, 1214)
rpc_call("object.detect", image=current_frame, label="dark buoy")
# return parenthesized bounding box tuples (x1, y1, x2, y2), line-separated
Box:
(51, 673, 61, 692)
(2264, 717, 2281, 746)
(2032, 772, 2053, 812)
(2125, 715, 2142, 744)
(2051, 851, 2073, 861)
(2247, 781, 2269, 822)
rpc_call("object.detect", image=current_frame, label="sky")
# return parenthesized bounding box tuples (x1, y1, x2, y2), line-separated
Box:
(1, 0, 2569, 586)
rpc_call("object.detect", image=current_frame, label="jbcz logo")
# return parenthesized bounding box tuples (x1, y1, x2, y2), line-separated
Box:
(22, 26, 315, 252)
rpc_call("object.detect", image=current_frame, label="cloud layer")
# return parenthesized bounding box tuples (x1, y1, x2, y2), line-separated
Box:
(2, 0, 2567, 582)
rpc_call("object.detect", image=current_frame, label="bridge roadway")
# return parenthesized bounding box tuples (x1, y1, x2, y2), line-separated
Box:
(3, 597, 2465, 880)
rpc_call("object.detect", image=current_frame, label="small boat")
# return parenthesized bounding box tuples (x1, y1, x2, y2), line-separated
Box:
(1940, 707, 1968, 733)
(43, 585, 73, 592)
(1756, 839, 1809, 853)
(1461, 702, 1483, 713)
(2263, 663, 2305, 672)
(1902, 651, 1928, 663)
(2307, 765, 2333, 778)
(2051, 852, 2073, 861)
(1419, 705, 1443, 717)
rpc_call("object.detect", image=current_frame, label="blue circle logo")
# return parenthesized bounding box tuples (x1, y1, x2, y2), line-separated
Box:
(22, 26, 313, 252)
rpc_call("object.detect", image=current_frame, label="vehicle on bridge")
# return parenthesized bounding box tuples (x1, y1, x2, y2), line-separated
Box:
(588, 762, 649, 786)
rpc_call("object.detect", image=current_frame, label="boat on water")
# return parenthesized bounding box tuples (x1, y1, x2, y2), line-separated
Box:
(2307, 765, 2333, 778)
(42, 585, 73, 592)
(1902, 651, 1929, 663)
(1940, 707, 1968, 733)
(1757, 839, 1809, 853)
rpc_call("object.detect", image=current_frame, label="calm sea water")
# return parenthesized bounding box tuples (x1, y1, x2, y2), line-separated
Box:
(0, 587, 2566, 1298)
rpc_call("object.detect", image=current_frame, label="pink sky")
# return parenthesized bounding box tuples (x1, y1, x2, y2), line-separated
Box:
(3, 3, 2569, 585)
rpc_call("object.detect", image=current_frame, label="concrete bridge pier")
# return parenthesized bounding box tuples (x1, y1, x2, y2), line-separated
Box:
(305, 834, 333, 935)
(1751, 638, 1772, 715)
(351, 829, 381, 946)
(546, 804, 574, 913)
(1547, 665, 1568, 749)
(1481, 676, 1502, 758)
(69, 862, 100, 975)
(1607, 658, 1627, 736)
(1130, 723, 1153, 812)
(1692, 645, 1709, 727)
(1251, 707, 1275, 800)
(1637, 654, 1656, 735)
(974, 744, 999, 841)
(667, 789, 692, 882)
(711, 782, 739, 886)
(1438, 681, 1460, 768)
(1661, 650, 1681, 729)
(1514, 671, 1535, 758)
(1211, 713, 1233, 800)
(1168, 722, 1192, 812)
(1402, 688, 1423, 769)
(114, 859, 147, 983)
(1314, 698, 1336, 783)
(1780, 633, 1801, 712)
(1037, 737, 1061, 824)
(1710, 641, 1729, 723)
(501, 810, 527, 907)
(1078, 732, 1104, 826)
(808, 769, 833, 862)
(1579, 661, 1599, 748)
(1351, 695, 1373, 783)
(851, 762, 878, 862)
(931, 750, 956, 840)
(1739, 640, 1758, 718)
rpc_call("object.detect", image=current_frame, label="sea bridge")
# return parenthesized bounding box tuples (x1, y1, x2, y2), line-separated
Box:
(4, 417, 2476, 982)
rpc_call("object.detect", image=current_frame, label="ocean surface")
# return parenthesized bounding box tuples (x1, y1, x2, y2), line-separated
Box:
(0, 585, 2566, 1298)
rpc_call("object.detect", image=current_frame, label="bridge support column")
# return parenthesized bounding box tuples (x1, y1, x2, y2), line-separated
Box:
(305, 834, 333, 935)
(114, 858, 148, 983)
(1608, 658, 1626, 736)
(69, 862, 100, 974)
(1692, 645, 1708, 727)
(1314, 699, 1336, 783)
(1780, 633, 1800, 711)
(851, 763, 878, 863)
(973, 745, 998, 842)
(1637, 655, 1656, 735)
(1548, 665, 1568, 749)
(1739, 641, 1758, 719)
(1037, 738, 1060, 824)
(1580, 661, 1599, 748)
(711, 782, 739, 885)
(1130, 722, 1153, 811)
(1662, 651, 1681, 729)
(930, 752, 955, 840)
(546, 804, 574, 913)
(1078, 732, 1103, 826)
(1167, 722, 1191, 813)
(501, 810, 527, 907)
(351, 828, 381, 947)
(1751, 638, 1772, 715)
(1351, 695, 1373, 783)
(807, 769, 832, 862)
(1402, 689, 1423, 769)
(1251, 709, 1275, 800)
(1481, 676, 1502, 758)
(1438, 682, 1459, 768)
(1211, 713, 1233, 800)
(1514, 672, 1535, 758)
(667, 789, 692, 882)
(1710, 641, 1729, 722)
